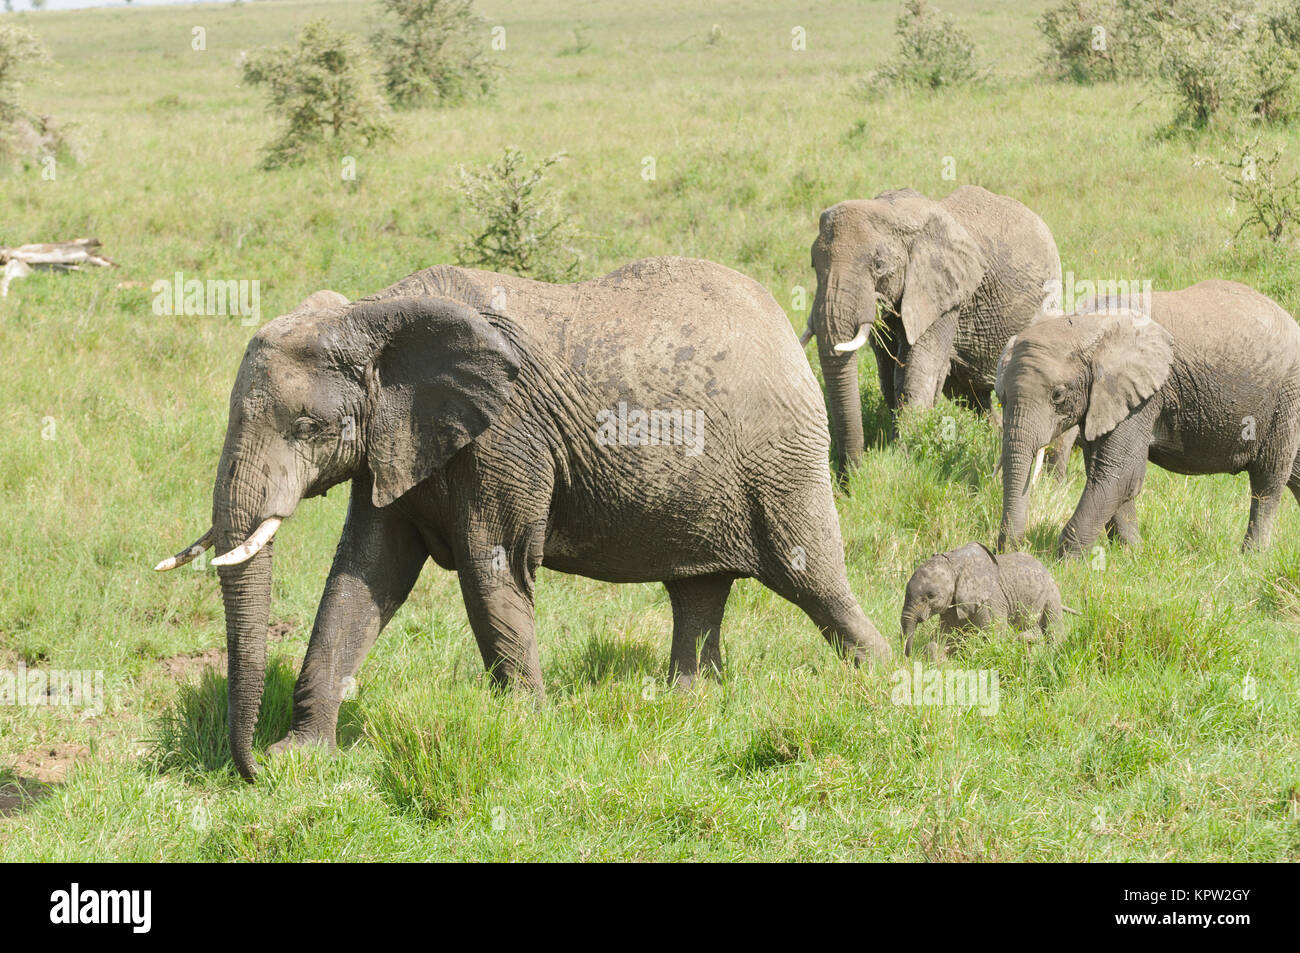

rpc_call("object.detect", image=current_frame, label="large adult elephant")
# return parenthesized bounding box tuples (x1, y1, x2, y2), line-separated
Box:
(154, 258, 891, 779)
(801, 185, 1062, 483)
(996, 281, 1300, 556)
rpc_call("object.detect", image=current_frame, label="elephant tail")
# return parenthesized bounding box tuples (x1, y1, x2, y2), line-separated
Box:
(1062, 605, 1080, 616)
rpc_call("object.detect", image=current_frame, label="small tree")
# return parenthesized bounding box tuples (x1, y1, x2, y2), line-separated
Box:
(1195, 138, 1300, 243)
(372, 0, 498, 108)
(861, 1, 983, 94)
(0, 24, 49, 128)
(1038, 2, 1116, 83)
(453, 148, 580, 282)
(1148, 0, 1300, 129)
(243, 18, 394, 169)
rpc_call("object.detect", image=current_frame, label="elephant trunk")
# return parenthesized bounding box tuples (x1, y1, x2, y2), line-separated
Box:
(901, 607, 920, 656)
(815, 268, 875, 485)
(211, 437, 294, 781)
(218, 544, 272, 781)
(998, 404, 1054, 551)
(823, 354, 864, 484)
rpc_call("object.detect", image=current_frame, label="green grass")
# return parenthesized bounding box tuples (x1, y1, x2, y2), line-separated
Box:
(0, 0, 1298, 860)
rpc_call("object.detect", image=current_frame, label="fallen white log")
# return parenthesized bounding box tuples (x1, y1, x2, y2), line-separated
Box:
(2, 259, 32, 298)
(0, 238, 115, 296)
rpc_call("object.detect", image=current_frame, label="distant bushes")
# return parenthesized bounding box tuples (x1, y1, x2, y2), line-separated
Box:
(0, 23, 67, 165)
(1038, 0, 1300, 128)
(372, 0, 498, 108)
(242, 19, 394, 169)
(453, 147, 581, 281)
(243, 1, 497, 167)
(1194, 137, 1300, 243)
(859, 0, 984, 95)
(1036, 0, 1153, 83)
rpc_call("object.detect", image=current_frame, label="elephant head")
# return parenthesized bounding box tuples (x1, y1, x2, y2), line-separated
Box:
(802, 189, 984, 482)
(996, 309, 1173, 550)
(901, 543, 998, 655)
(155, 291, 519, 778)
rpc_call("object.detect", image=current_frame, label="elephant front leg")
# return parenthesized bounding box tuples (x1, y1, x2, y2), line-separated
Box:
(1105, 497, 1141, 547)
(276, 485, 429, 754)
(1046, 426, 1079, 482)
(871, 337, 899, 412)
(1059, 412, 1153, 557)
(895, 310, 958, 411)
(456, 531, 545, 696)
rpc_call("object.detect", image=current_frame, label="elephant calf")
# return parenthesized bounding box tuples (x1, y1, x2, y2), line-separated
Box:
(155, 257, 892, 779)
(901, 543, 1068, 659)
(997, 280, 1300, 555)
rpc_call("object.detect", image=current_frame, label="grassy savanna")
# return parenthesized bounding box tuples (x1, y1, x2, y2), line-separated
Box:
(1, 0, 1298, 860)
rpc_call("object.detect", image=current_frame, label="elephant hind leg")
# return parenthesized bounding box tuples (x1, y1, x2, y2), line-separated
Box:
(1285, 451, 1300, 506)
(803, 592, 892, 666)
(749, 482, 893, 666)
(1246, 467, 1288, 551)
(665, 573, 733, 688)
(762, 574, 892, 667)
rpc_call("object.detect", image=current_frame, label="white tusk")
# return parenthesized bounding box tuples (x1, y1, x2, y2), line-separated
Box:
(210, 518, 282, 567)
(154, 528, 215, 572)
(832, 326, 870, 353)
(799, 325, 814, 347)
(1029, 447, 1046, 487)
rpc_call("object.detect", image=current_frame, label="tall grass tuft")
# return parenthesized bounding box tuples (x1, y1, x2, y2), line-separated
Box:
(148, 662, 297, 778)
(363, 682, 528, 823)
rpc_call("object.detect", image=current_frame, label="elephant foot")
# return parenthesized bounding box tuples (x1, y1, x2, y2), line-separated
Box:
(267, 729, 335, 758)
(670, 665, 722, 692)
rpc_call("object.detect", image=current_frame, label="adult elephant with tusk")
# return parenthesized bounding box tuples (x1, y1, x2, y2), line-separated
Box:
(800, 185, 1066, 485)
(996, 281, 1300, 556)
(155, 259, 892, 780)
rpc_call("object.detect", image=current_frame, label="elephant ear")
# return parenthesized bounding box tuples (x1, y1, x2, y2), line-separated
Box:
(1084, 311, 1173, 441)
(353, 295, 520, 508)
(951, 544, 998, 619)
(900, 207, 985, 346)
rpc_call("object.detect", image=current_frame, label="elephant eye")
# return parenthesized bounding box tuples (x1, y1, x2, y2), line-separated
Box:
(1051, 385, 1068, 406)
(292, 416, 320, 440)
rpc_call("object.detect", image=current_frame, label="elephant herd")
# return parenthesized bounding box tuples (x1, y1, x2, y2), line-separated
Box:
(154, 185, 1300, 778)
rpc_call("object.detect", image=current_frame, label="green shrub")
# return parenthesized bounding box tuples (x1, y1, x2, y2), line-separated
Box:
(364, 683, 527, 823)
(896, 400, 1000, 487)
(1039, 0, 1300, 123)
(1152, 1, 1300, 128)
(372, 0, 498, 108)
(242, 18, 394, 169)
(0, 23, 53, 160)
(1035, 0, 1168, 82)
(453, 147, 581, 281)
(861, 0, 984, 94)
(148, 663, 296, 778)
(1194, 137, 1300, 242)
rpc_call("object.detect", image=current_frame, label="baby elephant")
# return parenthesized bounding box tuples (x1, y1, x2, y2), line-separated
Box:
(901, 543, 1071, 658)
